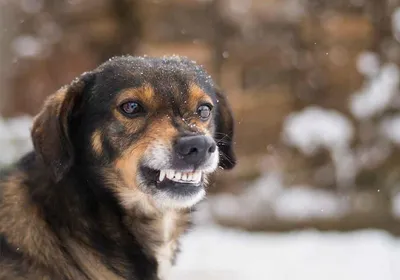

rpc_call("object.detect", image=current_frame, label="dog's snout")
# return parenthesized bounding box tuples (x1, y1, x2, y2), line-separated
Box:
(175, 136, 216, 165)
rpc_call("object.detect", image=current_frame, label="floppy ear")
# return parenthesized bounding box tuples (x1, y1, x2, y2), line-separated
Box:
(31, 72, 94, 182)
(214, 88, 236, 170)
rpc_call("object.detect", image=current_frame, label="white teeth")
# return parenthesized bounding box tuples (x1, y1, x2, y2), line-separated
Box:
(167, 170, 174, 180)
(158, 169, 202, 184)
(159, 170, 166, 181)
(194, 172, 201, 182)
(174, 172, 182, 180)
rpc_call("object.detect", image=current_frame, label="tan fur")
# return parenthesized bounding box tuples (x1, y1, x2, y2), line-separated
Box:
(124, 208, 190, 279)
(184, 83, 214, 134)
(187, 83, 213, 110)
(91, 130, 103, 156)
(116, 84, 155, 109)
(0, 172, 190, 280)
(0, 174, 85, 279)
(113, 116, 179, 209)
(66, 239, 124, 280)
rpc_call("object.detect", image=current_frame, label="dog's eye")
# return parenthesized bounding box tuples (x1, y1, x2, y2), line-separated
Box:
(120, 101, 145, 116)
(197, 104, 212, 120)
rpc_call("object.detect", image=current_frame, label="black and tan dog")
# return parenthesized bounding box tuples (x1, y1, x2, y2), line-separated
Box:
(0, 56, 235, 280)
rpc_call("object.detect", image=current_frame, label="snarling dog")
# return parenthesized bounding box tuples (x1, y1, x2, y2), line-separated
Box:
(0, 56, 235, 280)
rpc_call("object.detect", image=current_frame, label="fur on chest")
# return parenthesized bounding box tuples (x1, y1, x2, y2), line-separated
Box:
(124, 208, 191, 279)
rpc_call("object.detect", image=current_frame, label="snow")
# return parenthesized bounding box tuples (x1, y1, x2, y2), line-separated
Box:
(282, 106, 353, 156)
(273, 186, 345, 220)
(12, 35, 43, 58)
(0, 115, 33, 166)
(380, 115, 400, 145)
(350, 63, 400, 120)
(209, 172, 281, 222)
(208, 171, 348, 223)
(169, 225, 400, 280)
(356, 51, 380, 78)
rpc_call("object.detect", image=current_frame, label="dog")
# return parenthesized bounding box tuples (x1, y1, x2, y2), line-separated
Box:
(0, 55, 235, 280)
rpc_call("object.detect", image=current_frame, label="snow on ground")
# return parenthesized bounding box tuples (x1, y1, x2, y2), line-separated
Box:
(169, 225, 400, 280)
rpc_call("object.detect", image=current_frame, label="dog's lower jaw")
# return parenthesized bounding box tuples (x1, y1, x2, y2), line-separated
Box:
(152, 187, 206, 210)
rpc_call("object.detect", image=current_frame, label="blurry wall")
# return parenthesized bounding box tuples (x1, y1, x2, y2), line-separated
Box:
(2, 0, 400, 233)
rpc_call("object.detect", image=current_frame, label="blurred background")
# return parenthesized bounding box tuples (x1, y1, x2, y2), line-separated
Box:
(1, 0, 400, 279)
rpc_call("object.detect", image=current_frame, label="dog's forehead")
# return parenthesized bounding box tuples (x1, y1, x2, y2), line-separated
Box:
(91, 56, 215, 102)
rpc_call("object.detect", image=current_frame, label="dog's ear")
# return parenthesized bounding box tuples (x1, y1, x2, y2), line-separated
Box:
(214, 88, 236, 170)
(31, 72, 94, 182)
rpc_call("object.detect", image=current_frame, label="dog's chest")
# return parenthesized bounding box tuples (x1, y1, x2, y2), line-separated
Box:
(126, 210, 180, 280)
(155, 211, 178, 280)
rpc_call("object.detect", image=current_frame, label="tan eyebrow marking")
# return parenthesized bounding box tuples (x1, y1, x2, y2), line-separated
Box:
(116, 84, 155, 106)
(187, 83, 213, 109)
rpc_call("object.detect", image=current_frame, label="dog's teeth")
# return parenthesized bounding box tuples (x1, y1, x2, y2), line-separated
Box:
(167, 170, 174, 180)
(174, 172, 182, 180)
(181, 173, 188, 181)
(194, 172, 202, 183)
(161, 170, 202, 183)
(159, 170, 166, 181)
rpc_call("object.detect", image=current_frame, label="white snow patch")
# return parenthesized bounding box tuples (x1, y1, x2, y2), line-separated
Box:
(169, 225, 400, 280)
(350, 63, 400, 120)
(273, 186, 345, 220)
(356, 51, 380, 78)
(208, 171, 347, 223)
(12, 35, 43, 58)
(380, 115, 400, 145)
(282, 106, 353, 156)
(209, 172, 282, 222)
(0, 116, 33, 166)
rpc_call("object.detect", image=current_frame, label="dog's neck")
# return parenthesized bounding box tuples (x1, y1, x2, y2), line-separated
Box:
(123, 200, 191, 280)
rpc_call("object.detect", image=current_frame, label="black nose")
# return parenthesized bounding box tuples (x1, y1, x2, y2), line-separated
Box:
(175, 135, 216, 166)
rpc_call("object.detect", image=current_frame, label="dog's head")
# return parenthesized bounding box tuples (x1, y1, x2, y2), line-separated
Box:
(31, 56, 235, 210)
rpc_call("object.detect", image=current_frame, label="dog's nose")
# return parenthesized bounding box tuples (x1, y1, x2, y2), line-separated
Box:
(175, 135, 216, 165)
